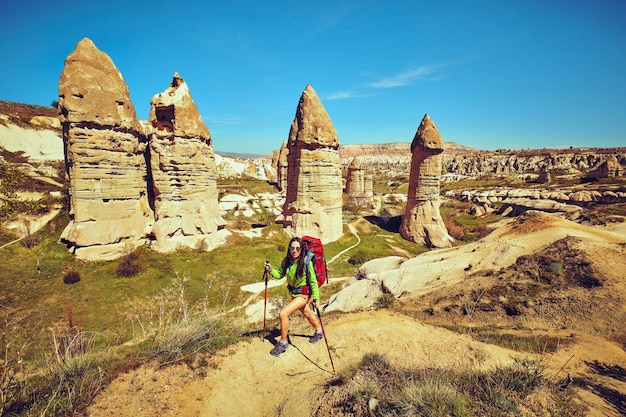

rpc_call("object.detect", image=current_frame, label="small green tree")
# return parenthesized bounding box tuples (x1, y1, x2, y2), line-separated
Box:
(0, 162, 26, 220)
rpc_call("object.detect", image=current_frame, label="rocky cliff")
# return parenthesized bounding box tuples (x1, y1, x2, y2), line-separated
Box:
(338, 143, 626, 182)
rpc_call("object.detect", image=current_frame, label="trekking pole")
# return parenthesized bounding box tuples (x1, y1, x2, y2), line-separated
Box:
(261, 261, 270, 341)
(315, 306, 335, 373)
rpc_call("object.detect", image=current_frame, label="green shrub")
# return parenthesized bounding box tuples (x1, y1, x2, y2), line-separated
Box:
(376, 293, 396, 309)
(348, 250, 369, 266)
(392, 379, 469, 417)
(115, 249, 144, 277)
(445, 220, 466, 240)
(473, 224, 493, 239)
(63, 271, 80, 284)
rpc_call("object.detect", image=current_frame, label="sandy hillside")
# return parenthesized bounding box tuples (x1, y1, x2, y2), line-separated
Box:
(87, 311, 525, 417)
(85, 213, 626, 417)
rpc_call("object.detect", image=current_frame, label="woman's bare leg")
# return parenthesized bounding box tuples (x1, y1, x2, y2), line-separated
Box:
(300, 298, 322, 332)
(279, 296, 308, 342)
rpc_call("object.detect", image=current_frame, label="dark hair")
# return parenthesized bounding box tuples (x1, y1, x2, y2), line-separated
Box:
(281, 237, 306, 278)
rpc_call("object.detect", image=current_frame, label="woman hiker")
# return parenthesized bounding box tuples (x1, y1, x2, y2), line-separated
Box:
(264, 236, 323, 356)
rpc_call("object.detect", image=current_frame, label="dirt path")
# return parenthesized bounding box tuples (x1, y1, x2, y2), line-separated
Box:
(326, 223, 361, 264)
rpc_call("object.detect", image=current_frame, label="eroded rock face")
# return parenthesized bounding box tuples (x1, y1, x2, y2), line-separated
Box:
(345, 157, 374, 208)
(279, 85, 342, 243)
(275, 140, 288, 191)
(58, 38, 153, 260)
(400, 114, 454, 248)
(57, 39, 229, 259)
(587, 154, 624, 179)
(147, 73, 225, 252)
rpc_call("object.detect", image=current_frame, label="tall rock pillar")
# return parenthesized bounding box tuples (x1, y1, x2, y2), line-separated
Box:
(147, 73, 226, 252)
(275, 140, 288, 192)
(345, 157, 374, 208)
(400, 114, 454, 248)
(58, 38, 153, 260)
(279, 84, 342, 243)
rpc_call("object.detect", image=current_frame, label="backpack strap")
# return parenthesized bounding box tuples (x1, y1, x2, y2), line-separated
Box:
(304, 249, 314, 298)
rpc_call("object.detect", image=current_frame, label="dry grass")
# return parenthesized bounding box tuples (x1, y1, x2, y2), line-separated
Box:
(316, 353, 587, 416)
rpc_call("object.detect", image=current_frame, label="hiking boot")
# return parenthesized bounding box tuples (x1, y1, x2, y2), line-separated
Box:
(309, 331, 323, 344)
(270, 342, 288, 356)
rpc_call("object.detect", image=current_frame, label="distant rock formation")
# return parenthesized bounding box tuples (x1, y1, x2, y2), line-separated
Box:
(587, 154, 624, 179)
(536, 165, 551, 184)
(345, 157, 374, 208)
(400, 114, 454, 248)
(58, 38, 154, 260)
(275, 140, 288, 191)
(147, 73, 225, 252)
(277, 84, 342, 243)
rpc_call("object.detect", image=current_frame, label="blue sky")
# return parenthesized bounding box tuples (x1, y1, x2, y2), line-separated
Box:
(1, 0, 624, 155)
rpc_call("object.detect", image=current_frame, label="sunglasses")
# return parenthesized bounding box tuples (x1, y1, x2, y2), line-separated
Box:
(288, 246, 302, 252)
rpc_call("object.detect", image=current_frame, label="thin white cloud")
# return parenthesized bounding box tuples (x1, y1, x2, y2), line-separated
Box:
(368, 64, 445, 88)
(324, 91, 373, 100)
(204, 115, 246, 127)
(302, 4, 357, 38)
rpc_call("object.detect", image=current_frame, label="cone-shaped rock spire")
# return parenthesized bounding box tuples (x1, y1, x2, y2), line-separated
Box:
(400, 114, 454, 248)
(345, 157, 374, 208)
(58, 38, 153, 260)
(279, 84, 342, 243)
(147, 73, 225, 252)
(58, 38, 140, 130)
(148, 72, 211, 139)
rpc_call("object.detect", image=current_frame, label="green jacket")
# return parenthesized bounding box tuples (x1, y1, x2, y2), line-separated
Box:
(269, 258, 319, 301)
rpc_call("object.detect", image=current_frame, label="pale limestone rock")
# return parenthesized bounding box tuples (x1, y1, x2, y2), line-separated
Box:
(536, 165, 551, 183)
(59, 38, 141, 131)
(587, 154, 624, 179)
(58, 38, 153, 258)
(345, 157, 374, 208)
(326, 212, 615, 313)
(498, 197, 583, 218)
(147, 73, 225, 252)
(260, 157, 277, 183)
(400, 114, 454, 248)
(280, 85, 342, 243)
(276, 140, 288, 191)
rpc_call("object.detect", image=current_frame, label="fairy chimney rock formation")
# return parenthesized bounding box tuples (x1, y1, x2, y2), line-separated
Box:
(587, 154, 624, 179)
(147, 73, 225, 252)
(345, 157, 374, 207)
(400, 114, 454, 248)
(58, 38, 153, 260)
(275, 140, 289, 191)
(279, 84, 342, 243)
